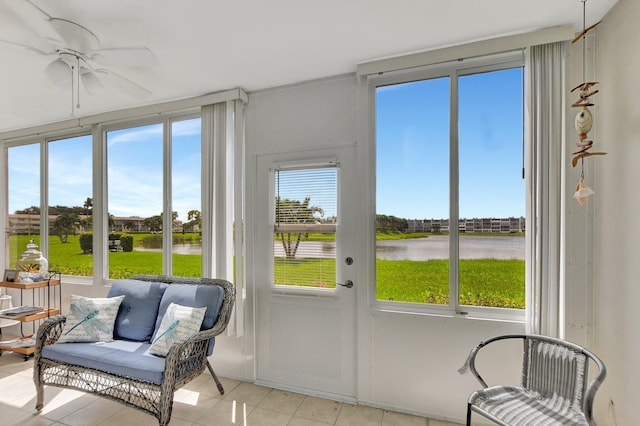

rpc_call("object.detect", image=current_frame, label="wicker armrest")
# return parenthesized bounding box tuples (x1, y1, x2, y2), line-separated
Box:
(35, 315, 67, 350)
(164, 327, 217, 383)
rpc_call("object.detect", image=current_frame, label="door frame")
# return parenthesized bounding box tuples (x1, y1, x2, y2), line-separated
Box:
(253, 145, 358, 401)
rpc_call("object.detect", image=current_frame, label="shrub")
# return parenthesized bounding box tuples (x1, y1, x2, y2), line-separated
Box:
(79, 232, 92, 254)
(120, 235, 134, 252)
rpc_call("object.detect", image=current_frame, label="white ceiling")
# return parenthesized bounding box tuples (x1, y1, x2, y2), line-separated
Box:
(0, 0, 617, 133)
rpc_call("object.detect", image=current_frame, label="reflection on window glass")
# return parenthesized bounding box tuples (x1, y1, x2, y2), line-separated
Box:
(458, 68, 524, 308)
(171, 118, 202, 277)
(48, 135, 93, 277)
(107, 123, 163, 278)
(7, 144, 41, 271)
(376, 77, 450, 304)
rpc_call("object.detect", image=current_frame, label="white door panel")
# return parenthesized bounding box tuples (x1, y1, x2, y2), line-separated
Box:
(255, 146, 356, 399)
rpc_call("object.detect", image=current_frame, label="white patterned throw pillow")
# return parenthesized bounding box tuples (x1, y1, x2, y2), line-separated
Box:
(57, 294, 125, 343)
(149, 303, 206, 357)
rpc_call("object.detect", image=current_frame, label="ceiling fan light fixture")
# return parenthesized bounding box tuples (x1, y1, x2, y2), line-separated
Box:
(80, 68, 104, 95)
(45, 58, 72, 88)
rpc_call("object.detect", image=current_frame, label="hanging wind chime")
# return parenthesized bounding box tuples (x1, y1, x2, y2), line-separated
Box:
(571, 0, 606, 205)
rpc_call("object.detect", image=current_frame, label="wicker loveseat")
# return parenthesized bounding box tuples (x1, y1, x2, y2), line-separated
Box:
(34, 275, 235, 426)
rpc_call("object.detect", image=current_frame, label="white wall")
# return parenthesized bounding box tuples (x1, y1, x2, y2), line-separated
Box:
(215, 72, 525, 423)
(592, 0, 640, 424)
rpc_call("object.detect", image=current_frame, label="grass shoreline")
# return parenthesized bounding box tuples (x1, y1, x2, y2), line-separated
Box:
(10, 233, 525, 309)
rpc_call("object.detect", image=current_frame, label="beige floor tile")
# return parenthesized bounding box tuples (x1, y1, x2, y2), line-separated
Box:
(0, 356, 440, 426)
(96, 407, 157, 426)
(382, 410, 428, 426)
(288, 418, 334, 426)
(258, 389, 305, 415)
(59, 398, 126, 426)
(247, 407, 293, 425)
(35, 388, 98, 421)
(172, 389, 223, 422)
(295, 396, 342, 424)
(196, 399, 254, 425)
(336, 404, 383, 426)
(3, 411, 57, 426)
(428, 420, 464, 426)
(224, 382, 271, 407)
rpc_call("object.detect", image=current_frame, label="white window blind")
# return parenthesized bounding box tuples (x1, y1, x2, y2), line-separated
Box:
(272, 165, 337, 288)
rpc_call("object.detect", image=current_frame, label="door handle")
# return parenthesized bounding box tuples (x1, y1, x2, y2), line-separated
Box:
(337, 280, 353, 288)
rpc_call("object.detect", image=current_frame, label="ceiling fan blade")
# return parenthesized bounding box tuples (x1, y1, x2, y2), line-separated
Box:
(1, 0, 63, 45)
(94, 68, 152, 99)
(89, 47, 158, 68)
(0, 38, 53, 55)
(81, 68, 105, 95)
(49, 18, 99, 52)
(45, 58, 72, 88)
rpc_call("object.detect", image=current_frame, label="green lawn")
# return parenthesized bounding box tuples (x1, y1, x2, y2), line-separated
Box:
(9, 233, 525, 308)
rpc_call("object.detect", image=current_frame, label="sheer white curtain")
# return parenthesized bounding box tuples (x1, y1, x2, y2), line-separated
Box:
(201, 100, 246, 336)
(525, 42, 566, 336)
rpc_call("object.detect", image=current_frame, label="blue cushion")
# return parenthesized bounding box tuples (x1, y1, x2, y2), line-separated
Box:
(107, 279, 168, 342)
(41, 340, 165, 384)
(153, 283, 225, 355)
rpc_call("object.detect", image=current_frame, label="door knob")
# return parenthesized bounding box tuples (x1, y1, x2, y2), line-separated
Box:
(337, 280, 353, 288)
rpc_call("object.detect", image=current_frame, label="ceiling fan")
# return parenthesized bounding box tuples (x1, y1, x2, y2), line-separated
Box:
(0, 0, 157, 112)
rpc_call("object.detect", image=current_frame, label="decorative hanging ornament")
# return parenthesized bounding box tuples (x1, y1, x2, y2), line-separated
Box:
(570, 0, 606, 204)
(573, 174, 594, 205)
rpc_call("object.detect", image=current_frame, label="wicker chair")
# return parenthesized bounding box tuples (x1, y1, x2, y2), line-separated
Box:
(34, 275, 235, 426)
(460, 334, 606, 426)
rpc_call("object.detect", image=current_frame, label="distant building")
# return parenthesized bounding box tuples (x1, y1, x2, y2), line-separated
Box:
(7, 214, 183, 234)
(407, 217, 525, 233)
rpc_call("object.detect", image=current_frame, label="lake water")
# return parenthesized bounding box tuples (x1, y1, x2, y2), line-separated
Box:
(145, 235, 525, 260)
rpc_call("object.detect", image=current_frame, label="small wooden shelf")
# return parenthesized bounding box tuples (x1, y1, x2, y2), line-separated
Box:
(0, 275, 60, 359)
(1, 307, 60, 322)
(0, 341, 35, 356)
(0, 279, 60, 290)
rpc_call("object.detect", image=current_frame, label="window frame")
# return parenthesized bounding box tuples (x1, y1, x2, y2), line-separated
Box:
(2, 110, 206, 284)
(370, 51, 526, 321)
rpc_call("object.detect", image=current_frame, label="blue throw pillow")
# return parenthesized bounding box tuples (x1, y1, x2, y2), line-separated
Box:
(107, 279, 168, 342)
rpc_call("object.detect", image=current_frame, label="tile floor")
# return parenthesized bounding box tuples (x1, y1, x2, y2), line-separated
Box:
(0, 350, 463, 426)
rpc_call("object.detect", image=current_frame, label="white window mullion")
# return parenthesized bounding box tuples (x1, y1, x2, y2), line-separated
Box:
(163, 119, 172, 275)
(40, 140, 49, 260)
(93, 124, 107, 281)
(449, 71, 461, 313)
(201, 105, 216, 278)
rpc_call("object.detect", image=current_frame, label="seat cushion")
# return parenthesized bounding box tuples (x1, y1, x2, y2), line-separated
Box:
(107, 279, 168, 342)
(469, 386, 588, 426)
(41, 340, 166, 385)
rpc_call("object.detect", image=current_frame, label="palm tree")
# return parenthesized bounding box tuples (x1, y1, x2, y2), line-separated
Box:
(275, 197, 324, 259)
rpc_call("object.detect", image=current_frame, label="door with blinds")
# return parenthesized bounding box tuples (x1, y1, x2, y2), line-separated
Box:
(255, 146, 357, 400)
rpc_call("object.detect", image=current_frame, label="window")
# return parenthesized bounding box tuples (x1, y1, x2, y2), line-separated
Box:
(6, 135, 93, 278)
(106, 117, 203, 279)
(2, 95, 243, 298)
(271, 165, 338, 289)
(375, 54, 525, 316)
(48, 135, 93, 277)
(7, 143, 41, 271)
(171, 118, 202, 276)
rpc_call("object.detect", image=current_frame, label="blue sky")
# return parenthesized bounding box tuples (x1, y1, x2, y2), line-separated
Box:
(376, 67, 524, 219)
(8, 118, 201, 223)
(9, 69, 523, 223)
